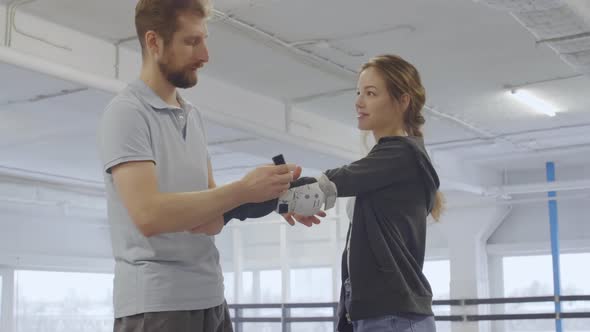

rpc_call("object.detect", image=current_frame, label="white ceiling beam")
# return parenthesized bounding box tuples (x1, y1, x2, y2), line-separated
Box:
(469, 142, 590, 164)
(0, 10, 496, 196)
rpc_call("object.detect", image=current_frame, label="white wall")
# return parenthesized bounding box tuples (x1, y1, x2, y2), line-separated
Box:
(489, 200, 590, 254)
(488, 164, 590, 254)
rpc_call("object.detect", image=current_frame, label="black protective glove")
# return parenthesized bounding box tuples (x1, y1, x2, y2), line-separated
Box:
(223, 177, 318, 224)
(223, 199, 277, 224)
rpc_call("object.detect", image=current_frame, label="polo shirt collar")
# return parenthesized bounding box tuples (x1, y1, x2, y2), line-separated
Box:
(130, 78, 192, 112)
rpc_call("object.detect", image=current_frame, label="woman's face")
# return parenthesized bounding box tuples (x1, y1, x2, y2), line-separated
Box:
(355, 67, 406, 135)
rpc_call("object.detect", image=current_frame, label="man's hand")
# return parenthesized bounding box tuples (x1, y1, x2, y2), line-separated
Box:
(282, 211, 327, 227)
(222, 166, 303, 225)
(292, 165, 302, 181)
(278, 168, 327, 227)
(239, 164, 299, 203)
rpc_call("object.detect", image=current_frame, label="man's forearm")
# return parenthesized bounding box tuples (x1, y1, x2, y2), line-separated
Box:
(223, 199, 278, 224)
(139, 181, 246, 236)
(189, 216, 224, 236)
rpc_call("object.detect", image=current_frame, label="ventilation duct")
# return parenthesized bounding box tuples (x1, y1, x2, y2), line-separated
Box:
(476, 0, 590, 73)
(476, 0, 565, 12)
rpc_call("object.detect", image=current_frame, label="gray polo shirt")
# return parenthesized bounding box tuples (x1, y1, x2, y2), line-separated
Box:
(97, 79, 224, 318)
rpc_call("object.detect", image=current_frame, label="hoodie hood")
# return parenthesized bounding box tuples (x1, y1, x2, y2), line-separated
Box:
(378, 136, 440, 213)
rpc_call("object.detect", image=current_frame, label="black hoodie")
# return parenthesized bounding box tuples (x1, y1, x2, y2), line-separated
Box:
(323, 136, 440, 331)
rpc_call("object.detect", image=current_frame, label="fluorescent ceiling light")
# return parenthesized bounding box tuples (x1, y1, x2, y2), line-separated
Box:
(510, 90, 558, 117)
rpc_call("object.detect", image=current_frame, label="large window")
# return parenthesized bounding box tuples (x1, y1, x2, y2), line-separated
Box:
(503, 253, 590, 332)
(238, 270, 282, 332)
(15, 270, 113, 332)
(0, 274, 3, 315)
(290, 322, 333, 332)
(241, 270, 254, 303)
(289, 268, 334, 332)
(560, 253, 590, 296)
(242, 322, 281, 332)
(223, 272, 235, 304)
(560, 253, 590, 331)
(423, 260, 450, 301)
(260, 270, 282, 303)
(289, 267, 332, 303)
(423, 260, 451, 332)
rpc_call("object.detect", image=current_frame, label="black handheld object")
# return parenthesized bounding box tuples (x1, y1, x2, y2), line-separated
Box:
(223, 154, 288, 224)
(272, 154, 290, 214)
(272, 154, 286, 165)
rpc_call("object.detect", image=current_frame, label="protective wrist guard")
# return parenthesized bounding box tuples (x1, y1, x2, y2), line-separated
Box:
(223, 199, 277, 224)
(275, 174, 338, 216)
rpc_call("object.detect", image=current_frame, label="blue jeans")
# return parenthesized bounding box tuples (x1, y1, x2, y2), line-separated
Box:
(352, 314, 436, 332)
(344, 279, 437, 332)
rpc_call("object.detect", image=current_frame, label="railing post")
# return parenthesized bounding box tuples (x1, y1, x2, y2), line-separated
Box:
(281, 304, 291, 332)
(546, 161, 563, 332)
(234, 307, 242, 332)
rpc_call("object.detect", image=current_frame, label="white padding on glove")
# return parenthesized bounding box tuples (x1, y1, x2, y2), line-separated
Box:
(276, 182, 325, 216)
(316, 173, 338, 210)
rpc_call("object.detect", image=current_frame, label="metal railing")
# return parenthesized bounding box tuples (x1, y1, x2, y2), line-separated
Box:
(228, 295, 590, 331)
(229, 302, 338, 332)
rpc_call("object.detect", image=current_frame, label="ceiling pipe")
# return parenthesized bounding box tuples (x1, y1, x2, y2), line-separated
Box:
(211, 9, 357, 80)
(441, 179, 487, 196)
(448, 192, 590, 209)
(469, 142, 590, 163)
(488, 179, 590, 196)
(4, 0, 20, 46)
(0, 165, 105, 195)
(6, 0, 71, 50)
(443, 176, 590, 198)
(0, 195, 106, 215)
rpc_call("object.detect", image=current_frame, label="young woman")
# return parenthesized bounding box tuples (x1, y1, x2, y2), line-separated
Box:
(286, 54, 443, 332)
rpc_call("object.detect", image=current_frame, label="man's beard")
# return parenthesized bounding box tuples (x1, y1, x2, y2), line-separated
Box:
(159, 57, 197, 89)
